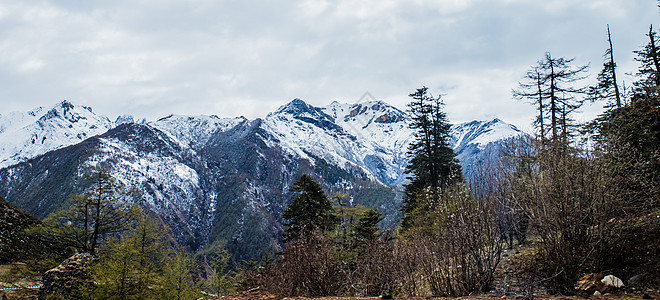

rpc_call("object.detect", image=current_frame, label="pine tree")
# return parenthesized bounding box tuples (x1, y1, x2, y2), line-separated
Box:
(401, 87, 462, 230)
(351, 209, 383, 248)
(634, 25, 660, 94)
(282, 174, 338, 242)
(588, 25, 623, 108)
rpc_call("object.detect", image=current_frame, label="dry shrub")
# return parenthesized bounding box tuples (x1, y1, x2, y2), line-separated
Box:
(346, 238, 398, 296)
(243, 230, 341, 297)
(395, 184, 505, 296)
(501, 140, 660, 293)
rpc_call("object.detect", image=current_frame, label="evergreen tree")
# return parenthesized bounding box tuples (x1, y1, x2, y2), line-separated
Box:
(401, 87, 462, 230)
(282, 174, 338, 242)
(588, 25, 623, 108)
(331, 193, 368, 246)
(634, 25, 660, 94)
(351, 209, 383, 248)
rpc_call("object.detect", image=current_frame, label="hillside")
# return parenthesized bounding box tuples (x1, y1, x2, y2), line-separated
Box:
(0, 196, 69, 264)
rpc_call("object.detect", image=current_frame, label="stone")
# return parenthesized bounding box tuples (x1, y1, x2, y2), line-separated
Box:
(601, 275, 624, 289)
(38, 253, 94, 299)
(628, 273, 648, 287)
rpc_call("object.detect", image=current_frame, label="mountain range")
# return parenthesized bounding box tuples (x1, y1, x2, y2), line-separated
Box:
(0, 99, 523, 259)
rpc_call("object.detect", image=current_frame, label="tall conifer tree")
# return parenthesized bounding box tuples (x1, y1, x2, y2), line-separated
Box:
(634, 25, 660, 94)
(401, 87, 462, 230)
(588, 25, 623, 108)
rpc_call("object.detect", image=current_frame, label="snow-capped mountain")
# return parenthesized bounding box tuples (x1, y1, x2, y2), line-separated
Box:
(451, 118, 521, 150)
(150, 114, 246, 152)
(0, 100, 113, 168)
(0, 98, 524, 260)
(451, 118, 523, 174)
(321, 100, 413, 187)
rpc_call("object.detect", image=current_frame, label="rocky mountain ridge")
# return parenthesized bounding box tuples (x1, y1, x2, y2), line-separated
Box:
(0, 99, 524, 259)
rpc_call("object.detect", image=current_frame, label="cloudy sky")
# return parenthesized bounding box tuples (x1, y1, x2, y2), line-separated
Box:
(1, 0, 658, 130)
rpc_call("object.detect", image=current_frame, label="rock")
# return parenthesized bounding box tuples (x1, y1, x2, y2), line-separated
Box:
(38, 253, 95, 299)
(594, 291, 602, 296)
(628, 273, 649, 287)
(601, 274, 624, 289)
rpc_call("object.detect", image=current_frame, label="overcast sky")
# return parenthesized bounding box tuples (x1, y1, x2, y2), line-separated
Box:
(1, 0, 658, 131)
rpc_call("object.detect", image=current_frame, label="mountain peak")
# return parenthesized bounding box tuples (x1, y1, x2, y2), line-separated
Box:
(59, 99, 74, 109)
(0, 100, 113, 168)
(272, 98, 317, 116)
(451, 118, 522, 151)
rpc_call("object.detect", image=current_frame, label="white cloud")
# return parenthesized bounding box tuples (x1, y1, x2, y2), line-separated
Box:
(0, 0, 658, 130)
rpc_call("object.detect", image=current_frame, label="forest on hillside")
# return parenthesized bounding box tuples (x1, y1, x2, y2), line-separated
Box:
(1, 21, 659, 300)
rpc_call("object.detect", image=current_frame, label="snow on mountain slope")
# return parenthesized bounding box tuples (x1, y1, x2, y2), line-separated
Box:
(262, 99, 525, 187)
(451, 118, 522, 150)
(450, 118, 523, 180)
(322, 100, 413, 186)
(0, 100, 113, 168)
(264, 99, 408, 185)
(150, 114, 246, 152)
(0, 98, 527, 261)
(0, 99, 524, 188)
(84, 123, 213, 244)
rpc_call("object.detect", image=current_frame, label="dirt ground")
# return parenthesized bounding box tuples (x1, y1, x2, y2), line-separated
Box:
(0, 286, 657, 300)
(214, 288, 659, 300)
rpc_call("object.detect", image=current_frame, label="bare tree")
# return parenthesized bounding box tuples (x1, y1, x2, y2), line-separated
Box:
(515, 53, 589, 145)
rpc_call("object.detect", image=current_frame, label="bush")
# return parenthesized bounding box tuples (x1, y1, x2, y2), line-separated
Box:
(244, 230, 341, 297)
(395, 184, 505, 296)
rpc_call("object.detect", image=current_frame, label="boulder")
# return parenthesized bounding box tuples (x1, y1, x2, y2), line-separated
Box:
(601, 275, 624, 289)
(38, 253, 94, 299)
(628, 273, 649, 287)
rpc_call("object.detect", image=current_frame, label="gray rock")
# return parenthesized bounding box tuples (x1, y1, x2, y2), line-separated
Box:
(601, 274, 624, 288)
(38, 253, 95, 299)
(628, 273, 648, 286)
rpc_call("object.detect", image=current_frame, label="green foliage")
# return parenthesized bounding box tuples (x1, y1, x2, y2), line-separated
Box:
(634, 25, 660, 93)
(351, 209, 383, 248)
(331, 193, 366, 241)
(503, 28, 660, 292)
(203, 247, 239, 297)
(282, 174, 338, 242)
(589, 94, 660, 216)
(90, 212, 172, 299)
(401, 87, 462, 230)
(160, 249, 201, 300)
